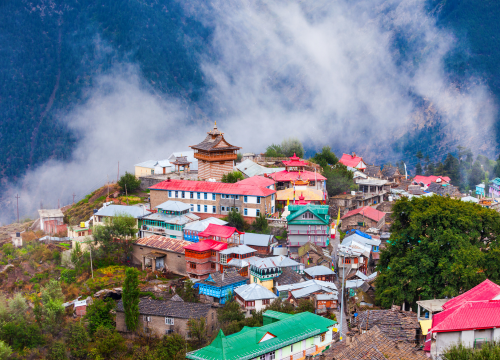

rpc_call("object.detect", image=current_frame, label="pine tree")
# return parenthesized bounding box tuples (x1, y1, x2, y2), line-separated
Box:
(123, 268, 140, 331)
(415, 162, 423, 175)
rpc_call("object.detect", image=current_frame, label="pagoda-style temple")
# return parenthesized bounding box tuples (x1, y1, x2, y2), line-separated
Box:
(190, 122, 241, 181)
(171, 155, 191, 173)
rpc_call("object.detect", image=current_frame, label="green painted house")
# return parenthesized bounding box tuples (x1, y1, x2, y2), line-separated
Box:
(286, 204, 331, 253)
(186, 310, 337, 360)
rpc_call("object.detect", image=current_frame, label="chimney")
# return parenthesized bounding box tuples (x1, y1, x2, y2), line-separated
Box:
(167, 177, 171, 181)
(352, 152, 356, 157)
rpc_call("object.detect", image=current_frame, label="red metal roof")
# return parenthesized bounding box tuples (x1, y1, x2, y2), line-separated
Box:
(149, 178, 275, 197)
(198, 224, 244, 239)
(268, 170, 327, 182)
(283, 153, 308, 167)
(135, 235, 192, 254)
(339, 154, 365, 168)
(442, 279, 500, 310)
(238, 176, 275, 187)
(184, 239, 228, 252)
(413, 175, 451, 186)
(341, 206, 385, 222)
(431, 300, 500, 333)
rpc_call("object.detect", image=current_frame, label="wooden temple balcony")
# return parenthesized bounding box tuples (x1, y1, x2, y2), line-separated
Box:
(194, 153, 237, 162)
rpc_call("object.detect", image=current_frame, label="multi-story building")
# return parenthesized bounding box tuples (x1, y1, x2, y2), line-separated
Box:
(249, 256, 303, 291)
(286, 204, 331, 253)
(148, 176, 276, 220)
(186, 310, 337, 360)
(197, 269, 248, 304)
(190, 122, 241, 181)
(93, 204, 151, 230)
(218, 244, 257, 276)
(183, 217, 228, 242)
(490, 178, 500, 198)
(268, 153, 327, 191)
(234, 283, 278, 315)
(138, 201, 199, 239)
(184, 239, 227, 279)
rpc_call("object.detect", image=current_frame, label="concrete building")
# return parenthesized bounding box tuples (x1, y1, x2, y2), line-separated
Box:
(287, 204, 331, 252)
(116, 297, 217, 338)
(186, 311, 336, 360)
(340, 206, 385, 232)
(183, 217, 228, 243)
(132, 235, 191, 275)
(339, 153, 367, 170)
(38, 209, 64, 232)
(249, 256, 303, 291)
(242, 233, 275, 255)
(148, 176, 276, 220)
(218, 245, 257, 276)
(138, 201, 199, 239)
(304, 265, 335, 282)
(134, 159, 173, 178)
(234, 283, 278, 315)
(184, 240, 227, 279)
(190, 122, 241, 181)
(11, 232, 23, 248)
(93, 204, 151, 229)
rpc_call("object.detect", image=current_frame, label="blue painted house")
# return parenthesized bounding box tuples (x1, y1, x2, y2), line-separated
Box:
(198, 269, 248, 304)
(476, 183, 485, 197)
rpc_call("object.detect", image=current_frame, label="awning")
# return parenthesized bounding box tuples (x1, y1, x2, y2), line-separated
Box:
(420, 320, 432, 336)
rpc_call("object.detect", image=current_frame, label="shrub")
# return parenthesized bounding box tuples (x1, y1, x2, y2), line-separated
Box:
(91, 326, 125, 359)
(47, 341, 68, 360)
(85, 299, 115, 335)
(0, 340, 12, 359)
(65, 322, 89, 359)
(60, 269, 76, 284)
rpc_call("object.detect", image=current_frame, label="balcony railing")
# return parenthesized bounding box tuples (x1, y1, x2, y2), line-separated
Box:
(289, 230, 327, 235)
(194, 153, 237, 161)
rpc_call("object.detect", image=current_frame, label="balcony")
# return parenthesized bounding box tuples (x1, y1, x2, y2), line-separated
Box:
(289, 230, 327, 235)
(194, 153, 237, 162)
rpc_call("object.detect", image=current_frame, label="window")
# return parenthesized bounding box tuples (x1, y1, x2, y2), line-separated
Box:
(271, 194, 274, 201)
(256, 209, 260, 217)
(165, 329, 173, 335)
(221, 206, 225, 211)
(235, 195, 239, 200)
(168, 191, 172, 197)
(354, 258, 358, 264)
(213, 206, 216, 213)
(197, 192, 201, 199)
(204, 205, 208, 213)
(235, 207, 239, 213)
(151, 169, 154, 175)
(144, 316, 151, 322)
(197, 205, 201, 212)
(320, 332, 326, 342)
(165, 317, 174, 325)
(244, 196, 248, 203)
(204, 193, 208, 200)
(212, 193, 216, 200)
(191, 204, 194, 211)
(190, 192, 194, 199)
(260, 355, 265, 360)
(175, 191, 178, 198)
(271, 206, 274, 214)
(211, 250, 216, 256)
(262, 299, 270, 305)
(244, 208, 248, 216)
(257, 197, 261, 204)
(211, 263, 216, 269)
(269, 352, 275, 360)
(344, 258, 351, 264)
(302, 212, 314, 219)
(190, 263, 196, 269)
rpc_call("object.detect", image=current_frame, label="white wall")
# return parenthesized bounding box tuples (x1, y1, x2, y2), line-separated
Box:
(436, 332, 461, 357)
(244, 208, 258, 217)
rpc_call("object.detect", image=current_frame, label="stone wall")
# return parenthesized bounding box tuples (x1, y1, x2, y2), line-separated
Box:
(131, 245, 187, 276)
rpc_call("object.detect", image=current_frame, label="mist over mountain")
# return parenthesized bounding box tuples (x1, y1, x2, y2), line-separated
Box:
(0, 0, 499, 223)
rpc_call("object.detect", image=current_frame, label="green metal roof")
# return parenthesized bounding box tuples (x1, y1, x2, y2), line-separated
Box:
(286, 204, 330, 225)
(262, 310, 294, 321)
(491, 178, 500, 186)
(186, 311, 336, 360)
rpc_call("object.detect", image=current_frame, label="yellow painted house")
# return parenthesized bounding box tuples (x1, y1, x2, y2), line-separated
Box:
(134, 159, 173, 178)
(249, 255, 304, 291)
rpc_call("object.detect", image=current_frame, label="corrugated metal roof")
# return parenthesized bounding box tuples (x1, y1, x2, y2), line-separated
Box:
(316, 293, 338, 300)
(442, 279, 500, 310)
(339, 154, 365, 168)
(238, 176, 275, 188)
(276, 279, 337, 292)
(242, 233, 273, 247)
(142, 212, 199, 225)
(220, 245, 256, 255)
(184, 217, 228, 232)
(156, 200, 191, 211)
(184, 239, 228, 252)
(150, 178, 275, 197)
(198, 224, 244, 239)
(235, 159, 285, 178)
(341, 206, 385, 222)
(234, 283, 278, 301)
(135, 235, 192, 253)
(432, 300, 500, 333)
(268, 170, 327, 182)
(304, 265, 335, 277)
(342, 234, 381, 247)
(94, 205, 151, 219)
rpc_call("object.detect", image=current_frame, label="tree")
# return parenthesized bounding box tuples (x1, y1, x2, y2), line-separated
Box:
(217, 297, 244, 325)
(311, 146, 338, 168)
(118, 172, 141, 193)
(251, 214, 269, 234)
(154, 334, 188, 359)
(376, 196, 500, 308)
(65, 322, 89, 359)
(296, 299, 315, 313)
(176, 280, 198, 303)
(281, 137, 304, 158)
(40, 280, 65, 334)
(494, 154, 500, 178)
(85, 298, 115, 335)
(323, 163, 356, 196)
(0, 340, 12, 360)
(469, 160, 484, 189)
(415, 162, 423, 176)
(187, 317, 207, 347)
(265, 144, 284, 157)
(221, 171, 244, 183)
(94, 214, 137, 262)
(90, 326, 126, 359)
(443, 342, 500, 359)
(224, 209, 246, 231)
(443, 153, 460, 185)
(415, 151, 423, 160)
(266, 298, 295, 314)
(236, 152, 243, 162)
(47, 341, 68, 360)
(123, 267, 140, 332)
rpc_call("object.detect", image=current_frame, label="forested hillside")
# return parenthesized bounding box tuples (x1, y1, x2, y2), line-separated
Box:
(0, 0, 210, 182)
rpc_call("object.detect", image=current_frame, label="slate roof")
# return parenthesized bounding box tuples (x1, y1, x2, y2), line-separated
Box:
(135, 235, 192, 253)
(234, 283, 278, 301)
(364, 165, 382, 178)
(167, 150, 198, 171)
(381, 165, 402, 179)
(274, 267, 305, 286)
(186, 311, 336, 360)
(324, 326, 427, 360)
(352, 310, 420, 343)
(426, 182, 461, 197)
(304, 265, 335, 277)
(198, 269, 247, 288)
(242, 233, 273, 247)
(94, 205, 151, 219)
(116, 298, 211, 319)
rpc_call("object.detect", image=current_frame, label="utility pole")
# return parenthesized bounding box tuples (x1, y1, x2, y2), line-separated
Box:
(339, 251, 345, 341)
(107, 175, 109, 197)
(15, 194, 20, 224)
(125, 184, 129, 206)
(72, 193, 76, 204)
(89, 242, 94, 279)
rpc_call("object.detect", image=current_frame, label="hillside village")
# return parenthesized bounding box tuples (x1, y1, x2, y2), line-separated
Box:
(1, 122, 500, 359)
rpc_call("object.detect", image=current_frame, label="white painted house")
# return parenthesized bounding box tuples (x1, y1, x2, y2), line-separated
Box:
(234, 283, 278, 316)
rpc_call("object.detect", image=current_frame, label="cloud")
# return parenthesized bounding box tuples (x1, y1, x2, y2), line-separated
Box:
(1, 0, 496, 223)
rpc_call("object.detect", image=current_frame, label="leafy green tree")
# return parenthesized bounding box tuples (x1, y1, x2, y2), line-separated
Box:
(494, 154, 500, 178)
(47, 341, 68, 360)
(265, 144, 285, 157)
(85, 298, 115, 335)
(236, 152, 243, 162)
(323, 163, 356, 196)
(187, 317, 207, 347)
(217, 297, 244, 325)
(7, 292, 28, 322)
(0, 322, 44, 350)
(176, 280, 198, 302)
(40, 280, 65, 334)
(281, 137, 304, 158)
(312, 146, 338, 168)
(94, 214, 137, 262)
(118, 172, 142, 193)
(123, 267, 140, 332)
(154, 334, 188, 359)
(0, 340, 12, 359)
(266, 298, 295, 314)
(221, 171, 245, 183)
(251, 214, 269, 234)
(224, 209, 246, 231)
(90, 326, 126, 359)
(376, 196, 500, 308)
(65, 322, 89, 359)
(296, 299, 315, 313)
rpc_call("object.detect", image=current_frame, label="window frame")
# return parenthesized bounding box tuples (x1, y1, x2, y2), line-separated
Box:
(165, 317, 174, 325)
